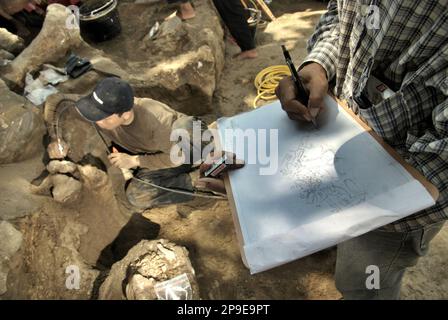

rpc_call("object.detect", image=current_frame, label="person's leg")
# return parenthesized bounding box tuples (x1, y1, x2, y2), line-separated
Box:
(178, 0, 195, 20)
(167, 0, 195, 20)
(335, 221, 445, 299)
(125, 165, 195, 210)
(125, 116, 209, 210)
(212, 0, 257, 58)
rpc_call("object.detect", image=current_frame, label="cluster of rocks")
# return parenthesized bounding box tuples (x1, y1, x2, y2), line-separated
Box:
(30, 160, 109, 205)
(0, 221, 22, 295)
(0, 66, 42, 294)
(0, 0, 225, 164)
(0, 78, 45, 164)
(99, 239, 200, 300)
(0, 27, 24, 67)
(1, 1, 224, 111)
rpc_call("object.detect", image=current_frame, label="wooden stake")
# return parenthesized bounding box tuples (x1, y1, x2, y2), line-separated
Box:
(255, 0, 276, 21)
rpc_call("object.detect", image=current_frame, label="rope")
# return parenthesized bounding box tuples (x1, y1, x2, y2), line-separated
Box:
(130, 175, 227, 200)
(253, 65, 291, 108)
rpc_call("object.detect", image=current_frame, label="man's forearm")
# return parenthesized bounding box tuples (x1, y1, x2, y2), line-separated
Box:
(137, 153, 180, 170)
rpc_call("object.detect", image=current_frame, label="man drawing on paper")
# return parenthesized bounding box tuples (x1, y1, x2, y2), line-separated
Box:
(202, 1, 448, 299)
(273, 1, 448, 299)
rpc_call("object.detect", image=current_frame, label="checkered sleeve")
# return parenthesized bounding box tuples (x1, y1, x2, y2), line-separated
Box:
(389, 44, 448, 231)
(396, 101, 448, 231)
(299, 0, 339, 80)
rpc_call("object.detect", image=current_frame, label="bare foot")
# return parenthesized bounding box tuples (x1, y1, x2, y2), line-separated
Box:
(234, 49, 258, 60)
(177, 2, 196, 20)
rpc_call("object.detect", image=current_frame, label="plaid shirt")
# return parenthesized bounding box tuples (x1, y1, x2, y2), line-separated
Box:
(302, 0, 448, 232)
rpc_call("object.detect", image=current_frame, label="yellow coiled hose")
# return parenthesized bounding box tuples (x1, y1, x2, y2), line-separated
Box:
(253, 65, 291, 108)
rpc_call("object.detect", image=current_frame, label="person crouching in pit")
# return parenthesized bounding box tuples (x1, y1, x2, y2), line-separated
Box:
(74, 77, 211, 210)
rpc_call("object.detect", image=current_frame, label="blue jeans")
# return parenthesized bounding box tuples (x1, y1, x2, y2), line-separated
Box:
(335, 221, 445, 299)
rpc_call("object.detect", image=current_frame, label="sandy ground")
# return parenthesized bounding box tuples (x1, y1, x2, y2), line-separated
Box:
(1, 0, 447, 299)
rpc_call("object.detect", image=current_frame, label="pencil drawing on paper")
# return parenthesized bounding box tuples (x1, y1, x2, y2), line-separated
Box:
(280, 136, 366, 212)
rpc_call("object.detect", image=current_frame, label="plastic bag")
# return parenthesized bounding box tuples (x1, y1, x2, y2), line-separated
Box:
(154, 273, 192, 300)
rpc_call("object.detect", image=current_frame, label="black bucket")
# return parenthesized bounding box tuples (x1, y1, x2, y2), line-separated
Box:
(79, 0, 121, 42)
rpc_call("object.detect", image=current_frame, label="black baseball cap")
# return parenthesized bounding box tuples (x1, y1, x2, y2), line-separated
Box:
(75, 77, 134, 122)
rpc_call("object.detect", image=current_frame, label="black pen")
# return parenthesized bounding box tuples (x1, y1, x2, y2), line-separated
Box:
(281, 45, 318, 128)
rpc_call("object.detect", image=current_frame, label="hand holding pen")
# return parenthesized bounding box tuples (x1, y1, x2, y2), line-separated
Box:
(276, 46, 328, 127)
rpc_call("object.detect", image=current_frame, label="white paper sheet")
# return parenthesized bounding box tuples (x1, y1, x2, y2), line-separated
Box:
(217, 96, 436, 274)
